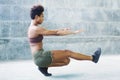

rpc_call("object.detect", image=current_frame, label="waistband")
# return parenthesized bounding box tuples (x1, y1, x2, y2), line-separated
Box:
(33, 49, 44, 57)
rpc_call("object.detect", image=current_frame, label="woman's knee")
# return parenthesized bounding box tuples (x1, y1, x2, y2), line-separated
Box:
(51, 49, 72, 60)
(64, 58, 70, 65)
(64, 50, 72, 57)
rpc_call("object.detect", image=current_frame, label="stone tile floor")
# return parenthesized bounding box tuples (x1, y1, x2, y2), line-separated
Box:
(0, 55, 120, 80)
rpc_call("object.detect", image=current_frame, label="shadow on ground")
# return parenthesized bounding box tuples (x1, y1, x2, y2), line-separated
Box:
(51, 73, 82, 78)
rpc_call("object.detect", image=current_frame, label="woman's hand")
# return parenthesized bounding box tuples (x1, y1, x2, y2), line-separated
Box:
(57, 28, 84, 35)
(73, 29, 84, 34)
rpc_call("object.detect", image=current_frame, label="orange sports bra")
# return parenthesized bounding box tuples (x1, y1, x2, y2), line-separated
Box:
(29, 35, 43, 43)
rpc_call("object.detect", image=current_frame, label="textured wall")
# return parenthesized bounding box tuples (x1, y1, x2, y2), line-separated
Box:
(0, 0, 120, 60)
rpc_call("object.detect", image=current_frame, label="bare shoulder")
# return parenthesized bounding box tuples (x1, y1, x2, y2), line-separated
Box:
(35, 26, 47, 33)
(28, 26, 44, 31)
(32, 26, 47, 35)
(37, 26, 46, 31)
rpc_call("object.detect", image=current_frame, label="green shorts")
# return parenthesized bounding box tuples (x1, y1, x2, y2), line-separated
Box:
(33, 49, 52, 67)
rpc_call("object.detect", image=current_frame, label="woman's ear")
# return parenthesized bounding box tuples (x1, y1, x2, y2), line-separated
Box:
(35, 15, 39, 19)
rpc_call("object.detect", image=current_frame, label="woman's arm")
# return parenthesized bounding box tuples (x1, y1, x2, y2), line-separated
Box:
(36, 27, 83, 36)
(57, 28, 84, 36)
(36, 27, 58, 36)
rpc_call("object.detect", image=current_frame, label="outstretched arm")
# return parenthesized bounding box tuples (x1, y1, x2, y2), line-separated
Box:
(57, 28, 84, 36)
(37, 27, 83, 36)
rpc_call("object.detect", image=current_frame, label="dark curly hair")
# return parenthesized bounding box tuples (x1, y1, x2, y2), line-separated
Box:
(30, 5, 44, 19)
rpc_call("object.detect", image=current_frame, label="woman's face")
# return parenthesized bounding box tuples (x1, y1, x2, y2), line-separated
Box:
(36, 12, 44, 24)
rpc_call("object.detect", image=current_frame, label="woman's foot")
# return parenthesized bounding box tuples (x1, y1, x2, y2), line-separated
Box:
(38, 67, 52, 76)
(92, 48, 101, 63)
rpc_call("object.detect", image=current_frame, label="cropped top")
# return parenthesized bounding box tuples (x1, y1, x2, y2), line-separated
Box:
(29, 35, 43, 43)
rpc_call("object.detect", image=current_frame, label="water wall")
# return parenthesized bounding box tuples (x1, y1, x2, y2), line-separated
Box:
(0, 0, 120, 60)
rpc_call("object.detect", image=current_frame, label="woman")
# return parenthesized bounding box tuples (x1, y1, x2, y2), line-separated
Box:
(27, 4, 101, 76)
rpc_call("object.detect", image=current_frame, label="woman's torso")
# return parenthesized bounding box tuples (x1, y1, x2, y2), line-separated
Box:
(28, 26, 43, 54)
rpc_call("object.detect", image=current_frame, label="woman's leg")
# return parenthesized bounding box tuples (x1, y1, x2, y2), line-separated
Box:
(50, 48, 101, 67)
(38, 51, 71, 76)
(49, 50, 93, 67)
(41, 48, 101, 76)
(49, 58, 70, 67)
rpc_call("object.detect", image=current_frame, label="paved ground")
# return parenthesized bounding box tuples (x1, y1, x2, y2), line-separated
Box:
(0, 55, 120, 80)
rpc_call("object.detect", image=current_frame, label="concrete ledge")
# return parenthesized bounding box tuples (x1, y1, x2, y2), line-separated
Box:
(0, 36, 120, 60)
(0, 21, 120, 37)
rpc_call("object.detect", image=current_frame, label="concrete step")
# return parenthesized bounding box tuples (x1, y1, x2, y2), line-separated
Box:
(0, 0, 120, 61)
(0, 21, 120, 37)
(1, 0, 119, 9)
(45, 0, 120, 9)
(0, 36, 120, 60)
(0, 0, 43, 5)
(0, 5, 120, 22)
